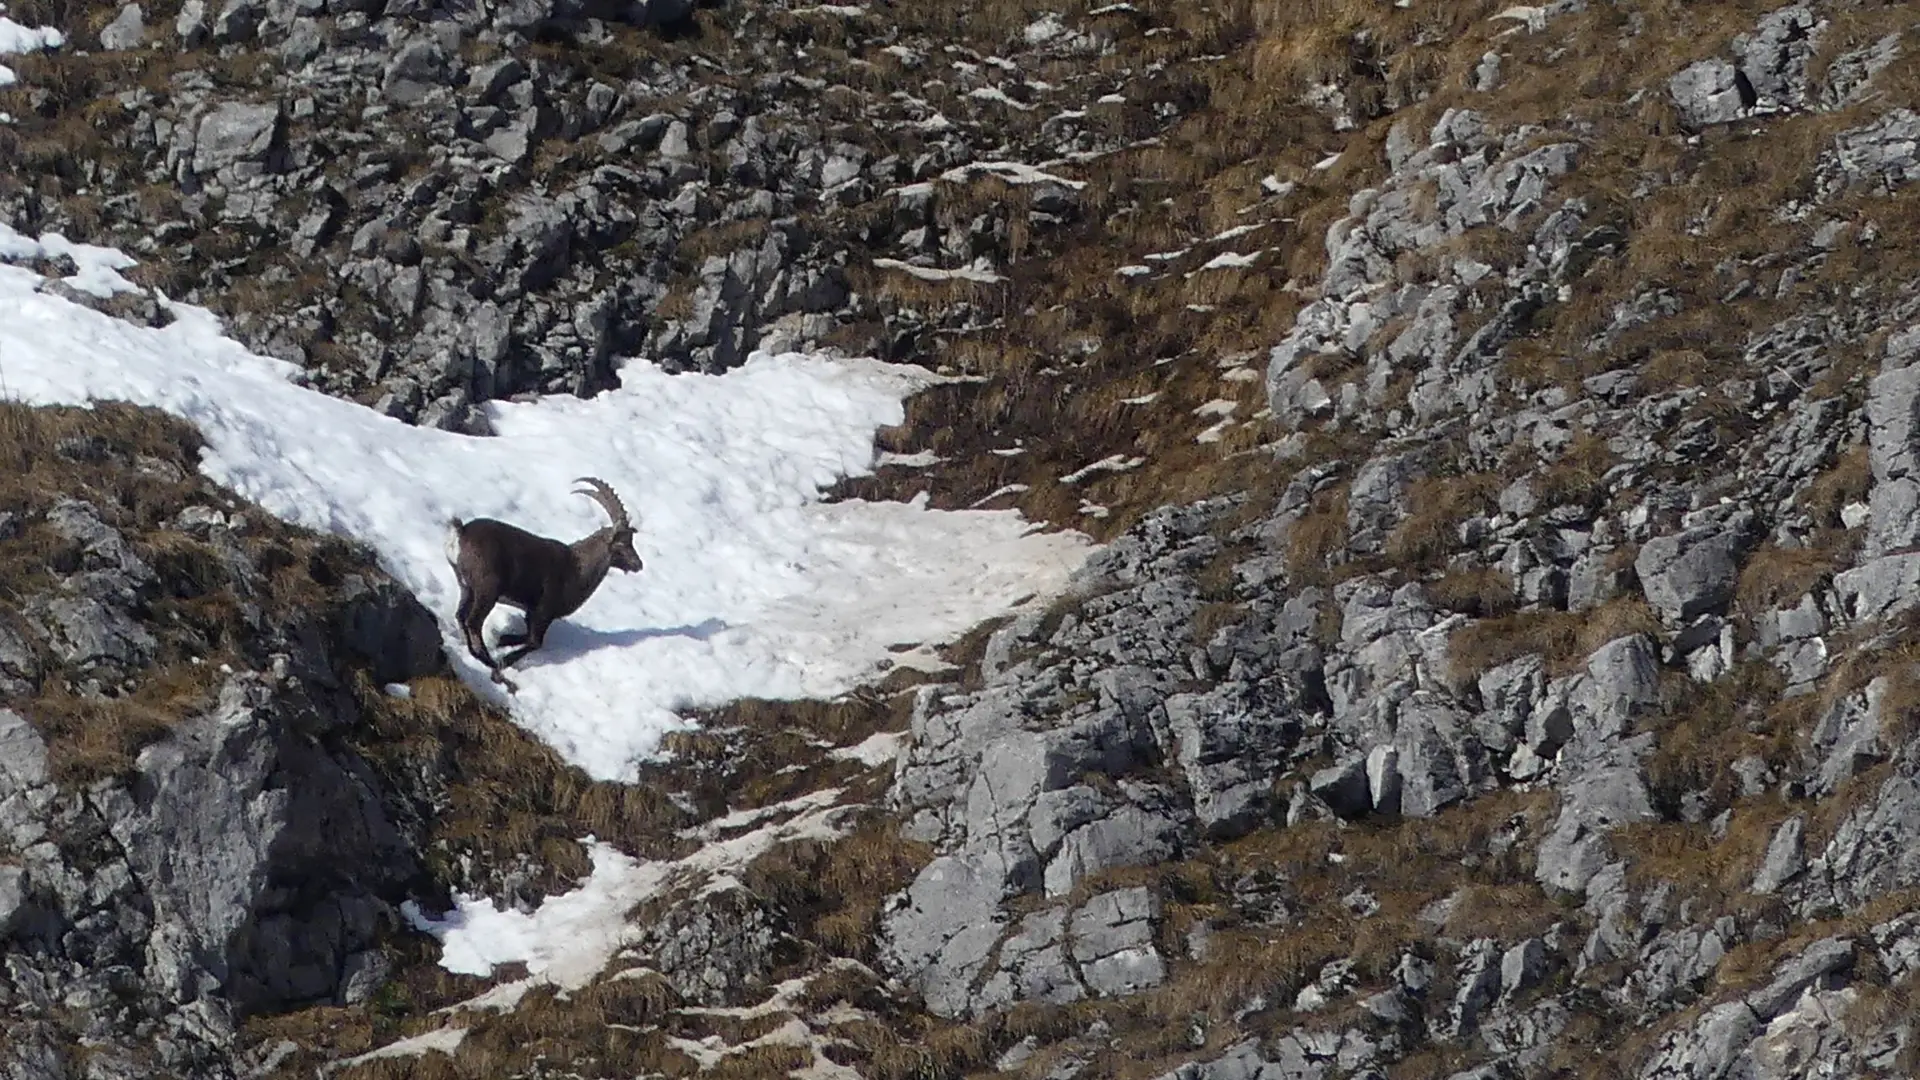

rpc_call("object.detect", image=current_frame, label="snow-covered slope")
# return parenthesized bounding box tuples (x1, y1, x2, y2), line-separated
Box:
(0, 224, 1090, 780)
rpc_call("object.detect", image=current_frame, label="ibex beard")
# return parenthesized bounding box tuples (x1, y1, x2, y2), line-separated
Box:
(446, 477, 644, 693)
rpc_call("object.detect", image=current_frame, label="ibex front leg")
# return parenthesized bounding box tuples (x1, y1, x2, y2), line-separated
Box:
(491, 608, 555, 687)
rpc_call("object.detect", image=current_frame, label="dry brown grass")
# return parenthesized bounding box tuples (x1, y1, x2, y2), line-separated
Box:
(29, 662, 225, 783)
(1709, 889, 1920, 1004)
(348, 670, 694, 890)
(1062, 790, 1560, 1079)
(1613, 802, 1797, 913)
(1384, 473, 1500, 570)
(742, 815, 935, 963)
(1640, 662, 1791, 818)
(1842, 971, 1920, 1075)
(1285, 486, 1351, 585)
(1449, 597, 1660, 681)
(1802, 445, 1871, 530)
(1534, 430, 1616, 510)
(1426, 566, 1518, 620)
(1733, 545, 1837, 621)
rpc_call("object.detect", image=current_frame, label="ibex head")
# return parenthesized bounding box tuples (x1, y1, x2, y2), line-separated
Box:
(575, 476, 644, 574)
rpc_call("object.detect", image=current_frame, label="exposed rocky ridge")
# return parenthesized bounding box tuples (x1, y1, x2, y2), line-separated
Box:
(869, 2, 1920, 1077)
(7, 0, 1920, 1079)
(0, 405, 456, 1076)
(0, 0, 1125, 434)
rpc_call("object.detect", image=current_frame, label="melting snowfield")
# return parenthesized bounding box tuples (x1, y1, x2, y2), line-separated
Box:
(0, 7, 65, 89)
(0, 223, 1092, 782)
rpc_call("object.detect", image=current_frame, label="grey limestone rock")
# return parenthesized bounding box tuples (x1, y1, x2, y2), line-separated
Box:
(192, 102, 284, 178)
(0, 862, 25, 938)
(1069, 887, 1165, 998)
(1535, 740, 1657, 897)
(1863, 357, 1920, 556)
(1822, 33, 1901, 109)
(1635, 514, 1755, 624)
(978, 909, 1081, 1009)
(1834, 551, 1920, 625)
(1801, 765, 1920, 914)
(1043, 801, 1180, 898)
(1310, 755, 1371, 819)
(1448, 939, 1504, 1038)
(211, 0, 264, 43)
(1803, 679, 1889, 798)
(1164, 684, 1297, 837)
(0, 619, 42, 697)
(0, 708, 49, 803)
(1638, 937, 1852, 1079)
(1750, 814, 1806, 895)
(29, 593, 156, 671)
(1346, 453, 1420, 555)
(382, 39, 453, 106)
(1500, 938, 1549, 999)
(1668, 61, 1750, 129)
(636, 887, 778, 1005)
(1667, 5, 1823, 129)
(1816, 108, 1920, 201)
(94, 677, 416, 1012)
(175, 0, 207, 44)
(879, 845, 1020, 1017)
(335, 576, 442, 685)
(98, 4, 146, 50)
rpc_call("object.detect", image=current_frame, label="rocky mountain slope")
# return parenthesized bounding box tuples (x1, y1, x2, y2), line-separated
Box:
(6, 0, 1920, 1078)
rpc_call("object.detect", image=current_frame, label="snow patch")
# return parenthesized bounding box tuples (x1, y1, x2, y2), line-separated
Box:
(871, 257, 1004, 283)
(877, 449, 942, 468)
(329, 1028, 467, 1075)
(0, 11, 63, 88)
(0, 230, 1091, 782)
(0, 223, 140, 297)
(939, 160, 1087, 191)
(1023, 13, 1067, 44)
(1187, 249, 1268, 275)
(829, 730, 906, 768)
(406, 793, 856, 985)
(1060, 454, 1145, 484)
(968, 85, 1035, 111)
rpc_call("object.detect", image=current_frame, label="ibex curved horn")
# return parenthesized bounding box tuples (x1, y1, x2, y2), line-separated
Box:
(573, 476, 631, 530)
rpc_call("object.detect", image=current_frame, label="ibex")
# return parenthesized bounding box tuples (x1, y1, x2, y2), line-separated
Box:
(446, 477, 643, 691)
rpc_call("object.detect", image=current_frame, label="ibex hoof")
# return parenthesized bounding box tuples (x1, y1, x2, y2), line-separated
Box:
(489, 669, 519, 693)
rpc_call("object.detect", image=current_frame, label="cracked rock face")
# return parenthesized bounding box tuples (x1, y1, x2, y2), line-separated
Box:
(0, 480, 453, 1073)
(867, 5, 1920, 1067)
(1, 675, 418, 1067)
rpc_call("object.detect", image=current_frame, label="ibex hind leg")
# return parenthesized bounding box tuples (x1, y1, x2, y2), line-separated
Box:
(457, 586, 509, 673)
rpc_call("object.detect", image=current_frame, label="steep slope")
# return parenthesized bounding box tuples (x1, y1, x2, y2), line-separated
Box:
(5, 0, 1920, 1079)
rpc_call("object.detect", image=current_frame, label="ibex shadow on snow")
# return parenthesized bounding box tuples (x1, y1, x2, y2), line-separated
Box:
(445, 477, 644, 692)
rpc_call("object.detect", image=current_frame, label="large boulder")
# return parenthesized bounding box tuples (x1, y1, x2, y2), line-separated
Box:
(1635, 513, 1756, 624)
(192, 102, 285, 178)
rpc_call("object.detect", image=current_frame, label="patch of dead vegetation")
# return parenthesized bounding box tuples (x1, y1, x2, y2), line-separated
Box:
(1448, 597, 1661, 681)
(741, 814, 935, 964)
(1384, 472, 1501, 571)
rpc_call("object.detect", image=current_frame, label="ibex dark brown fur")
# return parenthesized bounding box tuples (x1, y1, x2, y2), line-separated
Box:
(446, 477, 643, 691)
